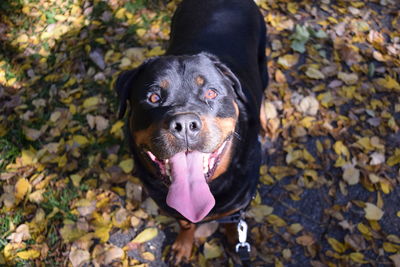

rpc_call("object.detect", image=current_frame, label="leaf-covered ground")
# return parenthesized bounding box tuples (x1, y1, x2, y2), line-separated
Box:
(1, 0, 400, 266)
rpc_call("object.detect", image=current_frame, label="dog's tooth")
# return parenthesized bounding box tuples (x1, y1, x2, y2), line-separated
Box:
(218, 141, 226, 154)
(147, 151, 156, 161)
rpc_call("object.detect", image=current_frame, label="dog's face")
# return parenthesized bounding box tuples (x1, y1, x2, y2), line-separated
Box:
(116, 53, 244, 222)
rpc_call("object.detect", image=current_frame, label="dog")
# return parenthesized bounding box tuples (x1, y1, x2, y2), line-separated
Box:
(115, 0, 268, 264)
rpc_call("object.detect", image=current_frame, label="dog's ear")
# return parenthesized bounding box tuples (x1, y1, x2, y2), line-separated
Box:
(115, 57, 158, 119)
(202, 53, 247, 104)
(115, 69, 138, 119)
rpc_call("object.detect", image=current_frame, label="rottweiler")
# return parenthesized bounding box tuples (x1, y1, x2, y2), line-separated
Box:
(116, 0, 268, 264)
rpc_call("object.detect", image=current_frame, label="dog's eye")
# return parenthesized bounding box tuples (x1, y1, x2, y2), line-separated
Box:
(148, 93, 161, 103)
(205, 89, 218, 99)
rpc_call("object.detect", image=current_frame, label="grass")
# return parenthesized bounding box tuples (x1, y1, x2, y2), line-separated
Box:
(0, 138, 20, 171)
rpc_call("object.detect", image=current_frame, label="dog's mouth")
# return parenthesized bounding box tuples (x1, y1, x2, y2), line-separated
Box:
(144, 138, 230, 223)
(146, 139, 229, 183)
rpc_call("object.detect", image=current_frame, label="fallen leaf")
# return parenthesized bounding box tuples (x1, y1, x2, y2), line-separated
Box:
(195, 221, 219, 239)
(364, 203, 384, 221)
(104, 246, 124, 265)
(16, 249, 40, 260)
(69, 248, 90, 267)
(342, 165, 360, 185)
(277, 54, 299, 69)
(119, 158, 134, 173)
(131, 228, 158, 244)
(306, 67, 325, 79)
(203, 241, 223, 259)
(338, 72, 358, 85)
(15, 178, 31, 200)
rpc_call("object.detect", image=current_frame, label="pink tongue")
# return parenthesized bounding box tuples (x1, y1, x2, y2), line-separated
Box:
(166, 151, 215, 223)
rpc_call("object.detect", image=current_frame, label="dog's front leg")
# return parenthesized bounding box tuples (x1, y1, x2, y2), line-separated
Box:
(170, 219, 196, 265)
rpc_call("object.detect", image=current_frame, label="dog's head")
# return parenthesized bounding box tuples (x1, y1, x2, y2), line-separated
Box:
(115, 53, 244, 222)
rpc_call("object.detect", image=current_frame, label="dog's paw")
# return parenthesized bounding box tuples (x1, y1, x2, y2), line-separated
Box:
(167, 221, 196, 266)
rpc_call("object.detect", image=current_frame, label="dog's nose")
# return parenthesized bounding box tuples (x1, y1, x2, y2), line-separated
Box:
(169, 113, 202, 141)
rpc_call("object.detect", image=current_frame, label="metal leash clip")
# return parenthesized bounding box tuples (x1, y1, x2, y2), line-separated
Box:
(235, 219, 250, 253)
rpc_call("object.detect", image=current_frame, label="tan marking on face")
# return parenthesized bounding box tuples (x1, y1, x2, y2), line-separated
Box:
(210, 139, 234, 180)
(207, 115, 238, 181)
(159, 79, 170, 89)
(130, 117, 158, 146)
(214, 117, 236, 139)
(195, 75, 205, 86)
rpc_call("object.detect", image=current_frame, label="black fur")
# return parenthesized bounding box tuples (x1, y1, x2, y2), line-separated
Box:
(116, 0, 268, 220)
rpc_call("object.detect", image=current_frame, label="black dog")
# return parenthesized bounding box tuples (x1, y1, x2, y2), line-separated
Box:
(116, 0, 267, 263)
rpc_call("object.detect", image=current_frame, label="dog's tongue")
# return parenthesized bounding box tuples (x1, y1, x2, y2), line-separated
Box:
(166, 151, 215, 223)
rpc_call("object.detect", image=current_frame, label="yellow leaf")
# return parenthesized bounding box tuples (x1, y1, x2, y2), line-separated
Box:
(141, 251, 155, 261)
(380, 180, 392, 194)
(383, 242, 400, 253)
(266, 214, 287, 227)
(333, 141, 350, 159)
(28, 189, 45, 203)
(302, 149, 315, 163)
(368, 173, 380, 184)
(23, 126, 42, 141)
(338, 72, 358, 85)
(342, 165, 360, 185)
(94, 226, 111, 243)
(60, 223, 87, 243)
(387, 149, 400, 166)
(277, 54, 299, 69)
(4, 243, 26, 261)
(70, 174, 83, 187)
(131, 228, 158, 244)
(375, 75, 400, 91)
(355, 137, 373, 151)
(247, 205, 274, 223)
(146, 46, 165, 57)
(136, 28, 146, 37)
(15, 34, 28, 43)
(0, 124, 8, 137)
(119, 57, 132, 69)
(16, 249, 40, 260)
(317, 91, 333, 108)
(203, 241, 223, 259)
(111, 121, 125, 135)
(83, 96, 100, 108)
(72, 135, 89, 146)
(303, 169, 318, 181)
(306, 67, 325, 79)
(299, 116, 316, 128)
(288, 223, 303, 235)
(54, 14, 67, 22)
(15, 178, 31, 200)
(349, 252, 368, 263)
(115, 8, 126, 19)
(327, 237, 346, 253)
(287, 2, 298, 14)
(275, 259, 284, 267)
(316, 140, 323, 153)
(296, 235, 315, 246)
(275, 69, 286, 83)
(119, 158, 134, 173)
(269, 166, 298, 180)
(364, 203, 384, 221)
